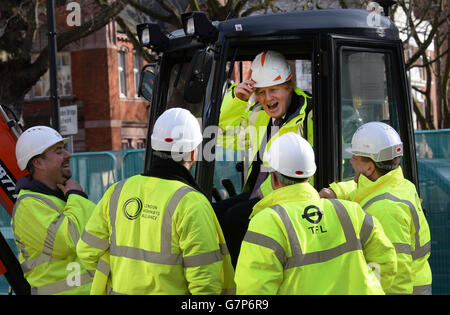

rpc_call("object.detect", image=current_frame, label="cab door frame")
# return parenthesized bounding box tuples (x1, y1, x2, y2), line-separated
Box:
(326, 34, 418, 188)
(197, 34, 321, 199)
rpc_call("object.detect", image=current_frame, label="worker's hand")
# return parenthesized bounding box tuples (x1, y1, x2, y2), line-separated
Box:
(319, 188, 337, 199)
(57, 179, 83, 196)
(235, 79, 256, 102)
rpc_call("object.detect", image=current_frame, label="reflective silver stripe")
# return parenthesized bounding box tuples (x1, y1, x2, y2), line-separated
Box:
(329, 199, 359, 246)
(269, 200, 362, 269)
(81, 230, 110, 251)
(183, 249, 222, 267)
(222, 288, 236, 295)
(21, 255, 57, 274)
(220, 243, 230, 256)
(109, 183, 225, 267)
(413, 284, 432, 295)
(269, 204, 302, 261)
(31, 272, 91, 295)
(112, 245, 183, 265)
(393, 242, 412, 255)
(43, 215, 65, 256)
(96, 258, 110, 276)
(12, 194, 65, 274)
(243, 230, 287, 266)
(67, 219, 81, 246)
(362, 193, 430, 259)
(161, 186, 196, 255)
(359, 213, 374, 246)
(109, 180, 127, 248)
(413, 240, 431, 260)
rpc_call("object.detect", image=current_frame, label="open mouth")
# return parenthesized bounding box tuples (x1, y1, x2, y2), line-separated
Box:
(62, 161, 70, 169)
(266, 102, 279, 112)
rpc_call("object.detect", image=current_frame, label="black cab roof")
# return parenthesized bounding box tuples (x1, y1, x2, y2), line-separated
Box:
(218, 9, 399, 40)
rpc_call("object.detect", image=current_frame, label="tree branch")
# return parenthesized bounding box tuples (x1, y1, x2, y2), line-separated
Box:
(242, 0, 275, 17)
(115, 14, 155, 63)
(125, 0, 177, 25)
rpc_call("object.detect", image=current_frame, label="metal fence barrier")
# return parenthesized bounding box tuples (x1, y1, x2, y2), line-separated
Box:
(415, 129, 450, 295)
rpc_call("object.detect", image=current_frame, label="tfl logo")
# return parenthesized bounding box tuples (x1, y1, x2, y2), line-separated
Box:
(302, 205, 327, 235)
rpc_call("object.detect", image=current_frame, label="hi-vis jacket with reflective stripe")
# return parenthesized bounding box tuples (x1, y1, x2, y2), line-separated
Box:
(235, 182, 397, 295)
(218, 85, 312, 197)
(330, 167, 432, 295)
(12, 190, 95, 295)
(76, 175, 235, 295)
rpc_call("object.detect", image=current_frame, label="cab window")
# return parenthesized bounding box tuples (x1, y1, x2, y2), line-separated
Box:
(165, 62, 204, 117)
(339, 49, 400, 180)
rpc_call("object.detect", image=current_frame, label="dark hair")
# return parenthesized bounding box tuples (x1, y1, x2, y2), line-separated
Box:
(26, 153, 46, 173)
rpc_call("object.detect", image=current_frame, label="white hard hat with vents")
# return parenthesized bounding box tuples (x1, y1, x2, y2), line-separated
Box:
(264, 132, 316, 178)
(151, 107, 202, 155)
(251, 50, 292, 88)
(15, 126, 68, 171)
(346, 121, 403, 162)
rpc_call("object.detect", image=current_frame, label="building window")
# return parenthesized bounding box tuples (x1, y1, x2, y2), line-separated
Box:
(133, 52, 141, 97)
(26, 52, 72, 99)
(118, 50, 127, 98)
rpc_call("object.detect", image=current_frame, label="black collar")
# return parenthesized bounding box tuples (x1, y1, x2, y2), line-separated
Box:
(146, 155, 206, 196)
(15, 174, 67, 201)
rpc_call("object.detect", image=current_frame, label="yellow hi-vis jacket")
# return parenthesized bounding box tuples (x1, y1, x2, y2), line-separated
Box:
(218, 85, 312, 197)
(12, 191, 95, 294)
(235, 182, 397, 295)
(329, 167, 432, 294)
(76, 175, 235, 295)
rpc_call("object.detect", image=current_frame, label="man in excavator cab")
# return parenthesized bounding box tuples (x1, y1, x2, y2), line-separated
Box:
(214, 50, 312, 266)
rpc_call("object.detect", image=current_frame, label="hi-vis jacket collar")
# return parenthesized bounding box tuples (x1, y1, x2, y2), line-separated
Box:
(354, 166, 404, 204)
(251, 182, 319, 218)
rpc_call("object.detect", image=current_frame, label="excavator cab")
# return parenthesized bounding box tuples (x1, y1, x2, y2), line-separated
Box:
(138, 7, 418, 201)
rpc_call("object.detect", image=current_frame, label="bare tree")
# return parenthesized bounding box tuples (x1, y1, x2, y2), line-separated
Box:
(394, 0, 450, 129)
(0, 0, 127, 118)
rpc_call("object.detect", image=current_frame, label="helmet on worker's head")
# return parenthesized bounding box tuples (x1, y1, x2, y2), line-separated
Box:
(251, 50, 292, 88)
(151, 107, 202, 156)
(346, 121, 403, 162)
(264, 132, 316, 178)
(16, 126, 68, 171)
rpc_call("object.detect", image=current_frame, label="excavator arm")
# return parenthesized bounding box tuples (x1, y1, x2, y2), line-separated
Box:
(0, 105, 30, 294)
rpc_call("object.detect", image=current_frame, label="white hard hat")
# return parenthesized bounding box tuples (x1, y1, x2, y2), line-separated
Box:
(346, 121, 403, 162)
(251, 50, 292, 88)
(264, 132, 316, 178)
(15, 126, 68, 171)
(151, 107, 202, 154)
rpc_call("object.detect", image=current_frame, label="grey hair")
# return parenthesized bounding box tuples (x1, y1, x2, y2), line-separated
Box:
(274, 171, 309, 186)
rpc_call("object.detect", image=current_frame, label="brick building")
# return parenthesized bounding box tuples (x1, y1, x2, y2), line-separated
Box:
(23, 6, 149, 152)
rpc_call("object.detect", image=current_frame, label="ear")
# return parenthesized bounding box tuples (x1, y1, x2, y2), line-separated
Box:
(271, 172, 282, 190)
(365, 160, 377, 178)
(31, 156, 45, 171)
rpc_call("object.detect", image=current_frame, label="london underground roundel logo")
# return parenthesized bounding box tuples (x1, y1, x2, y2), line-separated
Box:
(122, 197, 143, 220)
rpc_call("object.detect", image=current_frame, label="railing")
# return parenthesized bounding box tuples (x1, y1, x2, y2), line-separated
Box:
(415, 129, 450, 295)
